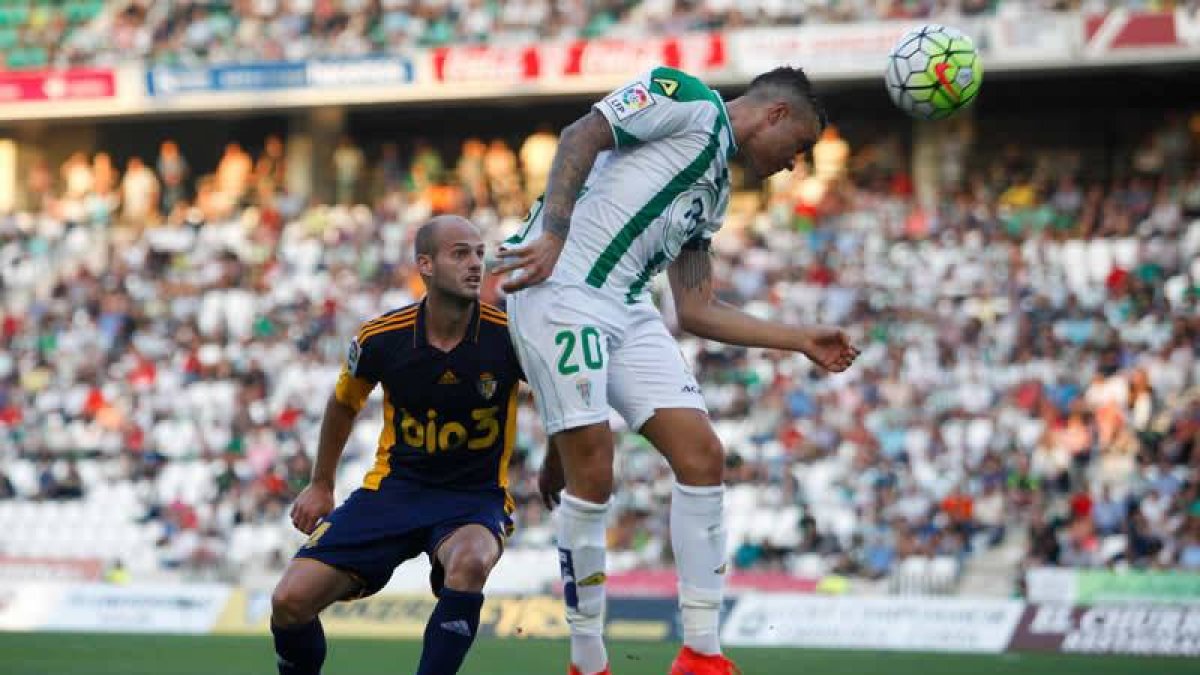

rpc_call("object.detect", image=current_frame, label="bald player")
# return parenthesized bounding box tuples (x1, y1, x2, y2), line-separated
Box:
(270, 216, 525, 675)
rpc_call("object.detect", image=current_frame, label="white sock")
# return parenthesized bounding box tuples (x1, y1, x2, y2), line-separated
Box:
(557, 492, 610, 674)
(671, 482, 726, 656)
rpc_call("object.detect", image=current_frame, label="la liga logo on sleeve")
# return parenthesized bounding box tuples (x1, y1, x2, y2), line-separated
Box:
(605, 83, 655, 121)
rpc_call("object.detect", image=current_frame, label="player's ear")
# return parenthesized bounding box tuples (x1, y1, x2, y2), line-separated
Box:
(766, 101, 788, 126)
(416, 252, 434, 277)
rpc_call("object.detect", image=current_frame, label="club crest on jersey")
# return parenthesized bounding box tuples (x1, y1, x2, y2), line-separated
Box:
(575, 376, 592, 406)
(605, 82, 654, 121)
(346, 338, 361, 375)
(477, 372, 497, 400)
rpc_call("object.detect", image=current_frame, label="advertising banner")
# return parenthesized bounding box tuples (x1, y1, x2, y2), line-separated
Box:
(214, 588, 679, 641)
(0, 69, 116, 103)
(0, 556, 103, 582)
(730, 23, 914, 79)
(146, 58, 415, 96)
(607, 568, 818, 597)
(722, 593, 1023, 652)
(432, 34, 726, 84)
(1011, 604, 1200, 656)
(0, 583, 66, 631)
(729, 17, 1078, 80)
(1084, 10, 1200, 54)
(1026, 567, 1200, 606)
(40, 583, 231, 634)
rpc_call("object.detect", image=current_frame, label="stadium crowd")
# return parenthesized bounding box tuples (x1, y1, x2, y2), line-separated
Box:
(0, 112, 1198, 589)
(0, 0, 1142, 71)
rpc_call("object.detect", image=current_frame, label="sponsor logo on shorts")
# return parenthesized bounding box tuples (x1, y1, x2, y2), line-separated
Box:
(681, 384, 702, 395)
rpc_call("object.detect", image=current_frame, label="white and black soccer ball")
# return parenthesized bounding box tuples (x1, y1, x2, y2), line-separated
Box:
(885, 24, 983, 121)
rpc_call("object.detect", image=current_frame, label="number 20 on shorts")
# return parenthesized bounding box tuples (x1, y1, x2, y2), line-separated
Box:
(555, 327, 604, 375)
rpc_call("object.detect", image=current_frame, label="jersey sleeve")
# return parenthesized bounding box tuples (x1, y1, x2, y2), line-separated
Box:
(333, 333, 378, 412)
(593, 66, 710, 150)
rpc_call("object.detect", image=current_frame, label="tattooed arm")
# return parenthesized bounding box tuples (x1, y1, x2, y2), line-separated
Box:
(541, 110, 615, 240)
(668, 244, 860, 371)
(496, 110, 615, 292)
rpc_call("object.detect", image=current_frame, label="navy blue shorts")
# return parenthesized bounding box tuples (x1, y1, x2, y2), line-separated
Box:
(293, 482, 513, 598)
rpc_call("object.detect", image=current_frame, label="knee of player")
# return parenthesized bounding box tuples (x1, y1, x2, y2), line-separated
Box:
(271, 585, 317, 627)
(444, 549, 497, 591)
(674, 435, 726, 486)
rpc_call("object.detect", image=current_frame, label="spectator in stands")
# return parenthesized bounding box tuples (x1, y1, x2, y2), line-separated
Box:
(375, 141, 407, 195)
(519, 125, 558, 202)
(1, 109, 1197, 585)
(121, 157, 160, 226)
(104, 559, 131, 585)
(216, 142, 253, 210)
(483, 138, 521, 216)
(332, 136, 364, 205)
(0, 469, 15, 500)
(157, 140, 190, 213)
(60, 152, 93, 200)
(1092, 485, 1127, 537)
(255, 134, 287, 196)
(35, 459, 57, 501)
(55, 459, 85, 500)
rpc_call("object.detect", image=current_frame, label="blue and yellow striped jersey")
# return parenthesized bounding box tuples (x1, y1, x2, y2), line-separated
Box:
(333, 299, 524, 500)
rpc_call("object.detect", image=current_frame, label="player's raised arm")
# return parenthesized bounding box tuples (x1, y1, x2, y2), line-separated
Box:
(667, 242, 860, 373)
(541, 110, 616, 242)
(496, 110, 614, 292)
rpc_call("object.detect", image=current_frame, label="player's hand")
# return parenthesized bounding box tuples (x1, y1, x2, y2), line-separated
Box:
(494, 232, 566, 293)
(538, 459, 566, 511)
(291, 483, 335, 535)
(798, 326, 860, 373)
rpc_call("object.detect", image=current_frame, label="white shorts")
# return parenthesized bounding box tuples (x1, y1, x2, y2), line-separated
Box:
(506, 282, 706, 435)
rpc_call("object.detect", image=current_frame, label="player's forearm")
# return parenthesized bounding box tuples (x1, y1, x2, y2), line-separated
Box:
(678, 299, 812, 351)
(311, 395, 358, 489)
(541, 111, 614, 239)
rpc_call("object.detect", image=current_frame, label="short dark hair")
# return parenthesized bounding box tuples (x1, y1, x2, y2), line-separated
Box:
(748, 66, 828, 131)
(414, 215, 479, 262)
(414, 219, 442, 259)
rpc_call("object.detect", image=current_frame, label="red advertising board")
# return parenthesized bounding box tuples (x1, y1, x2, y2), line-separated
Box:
(1084, 11, 1199, 51)
(604, 568, 819, 597)
(433, 34, 725, 84)
(0, 555, 103, 582)
(0, 69, 116, 103)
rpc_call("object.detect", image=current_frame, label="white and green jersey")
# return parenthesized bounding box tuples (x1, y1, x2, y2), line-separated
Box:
(508, 66, 737, 304)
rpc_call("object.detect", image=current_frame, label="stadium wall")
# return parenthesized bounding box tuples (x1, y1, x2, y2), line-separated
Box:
(2, 580, 1198, 657)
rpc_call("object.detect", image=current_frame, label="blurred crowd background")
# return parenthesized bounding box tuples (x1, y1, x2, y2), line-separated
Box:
(2, 108, 1197, 590)
(0, 0, 1110, 71)
(0, 0, 1198, 597)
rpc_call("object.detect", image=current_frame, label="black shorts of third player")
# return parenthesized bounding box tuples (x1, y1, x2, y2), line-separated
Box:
(294, 481, 514, 597)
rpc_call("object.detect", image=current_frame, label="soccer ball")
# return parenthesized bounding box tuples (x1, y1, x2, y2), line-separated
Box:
(885, 24, 982, 121)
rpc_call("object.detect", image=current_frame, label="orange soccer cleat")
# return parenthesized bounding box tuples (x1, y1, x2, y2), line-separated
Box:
(668, 646, 742, 675)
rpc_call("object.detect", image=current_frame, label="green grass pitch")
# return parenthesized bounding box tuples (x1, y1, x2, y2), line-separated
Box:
(0, 632, 1194, 675)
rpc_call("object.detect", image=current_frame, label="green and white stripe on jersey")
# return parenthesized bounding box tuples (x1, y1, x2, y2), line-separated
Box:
(505, 66, 735, 302)
(585, 114, 723, 290)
